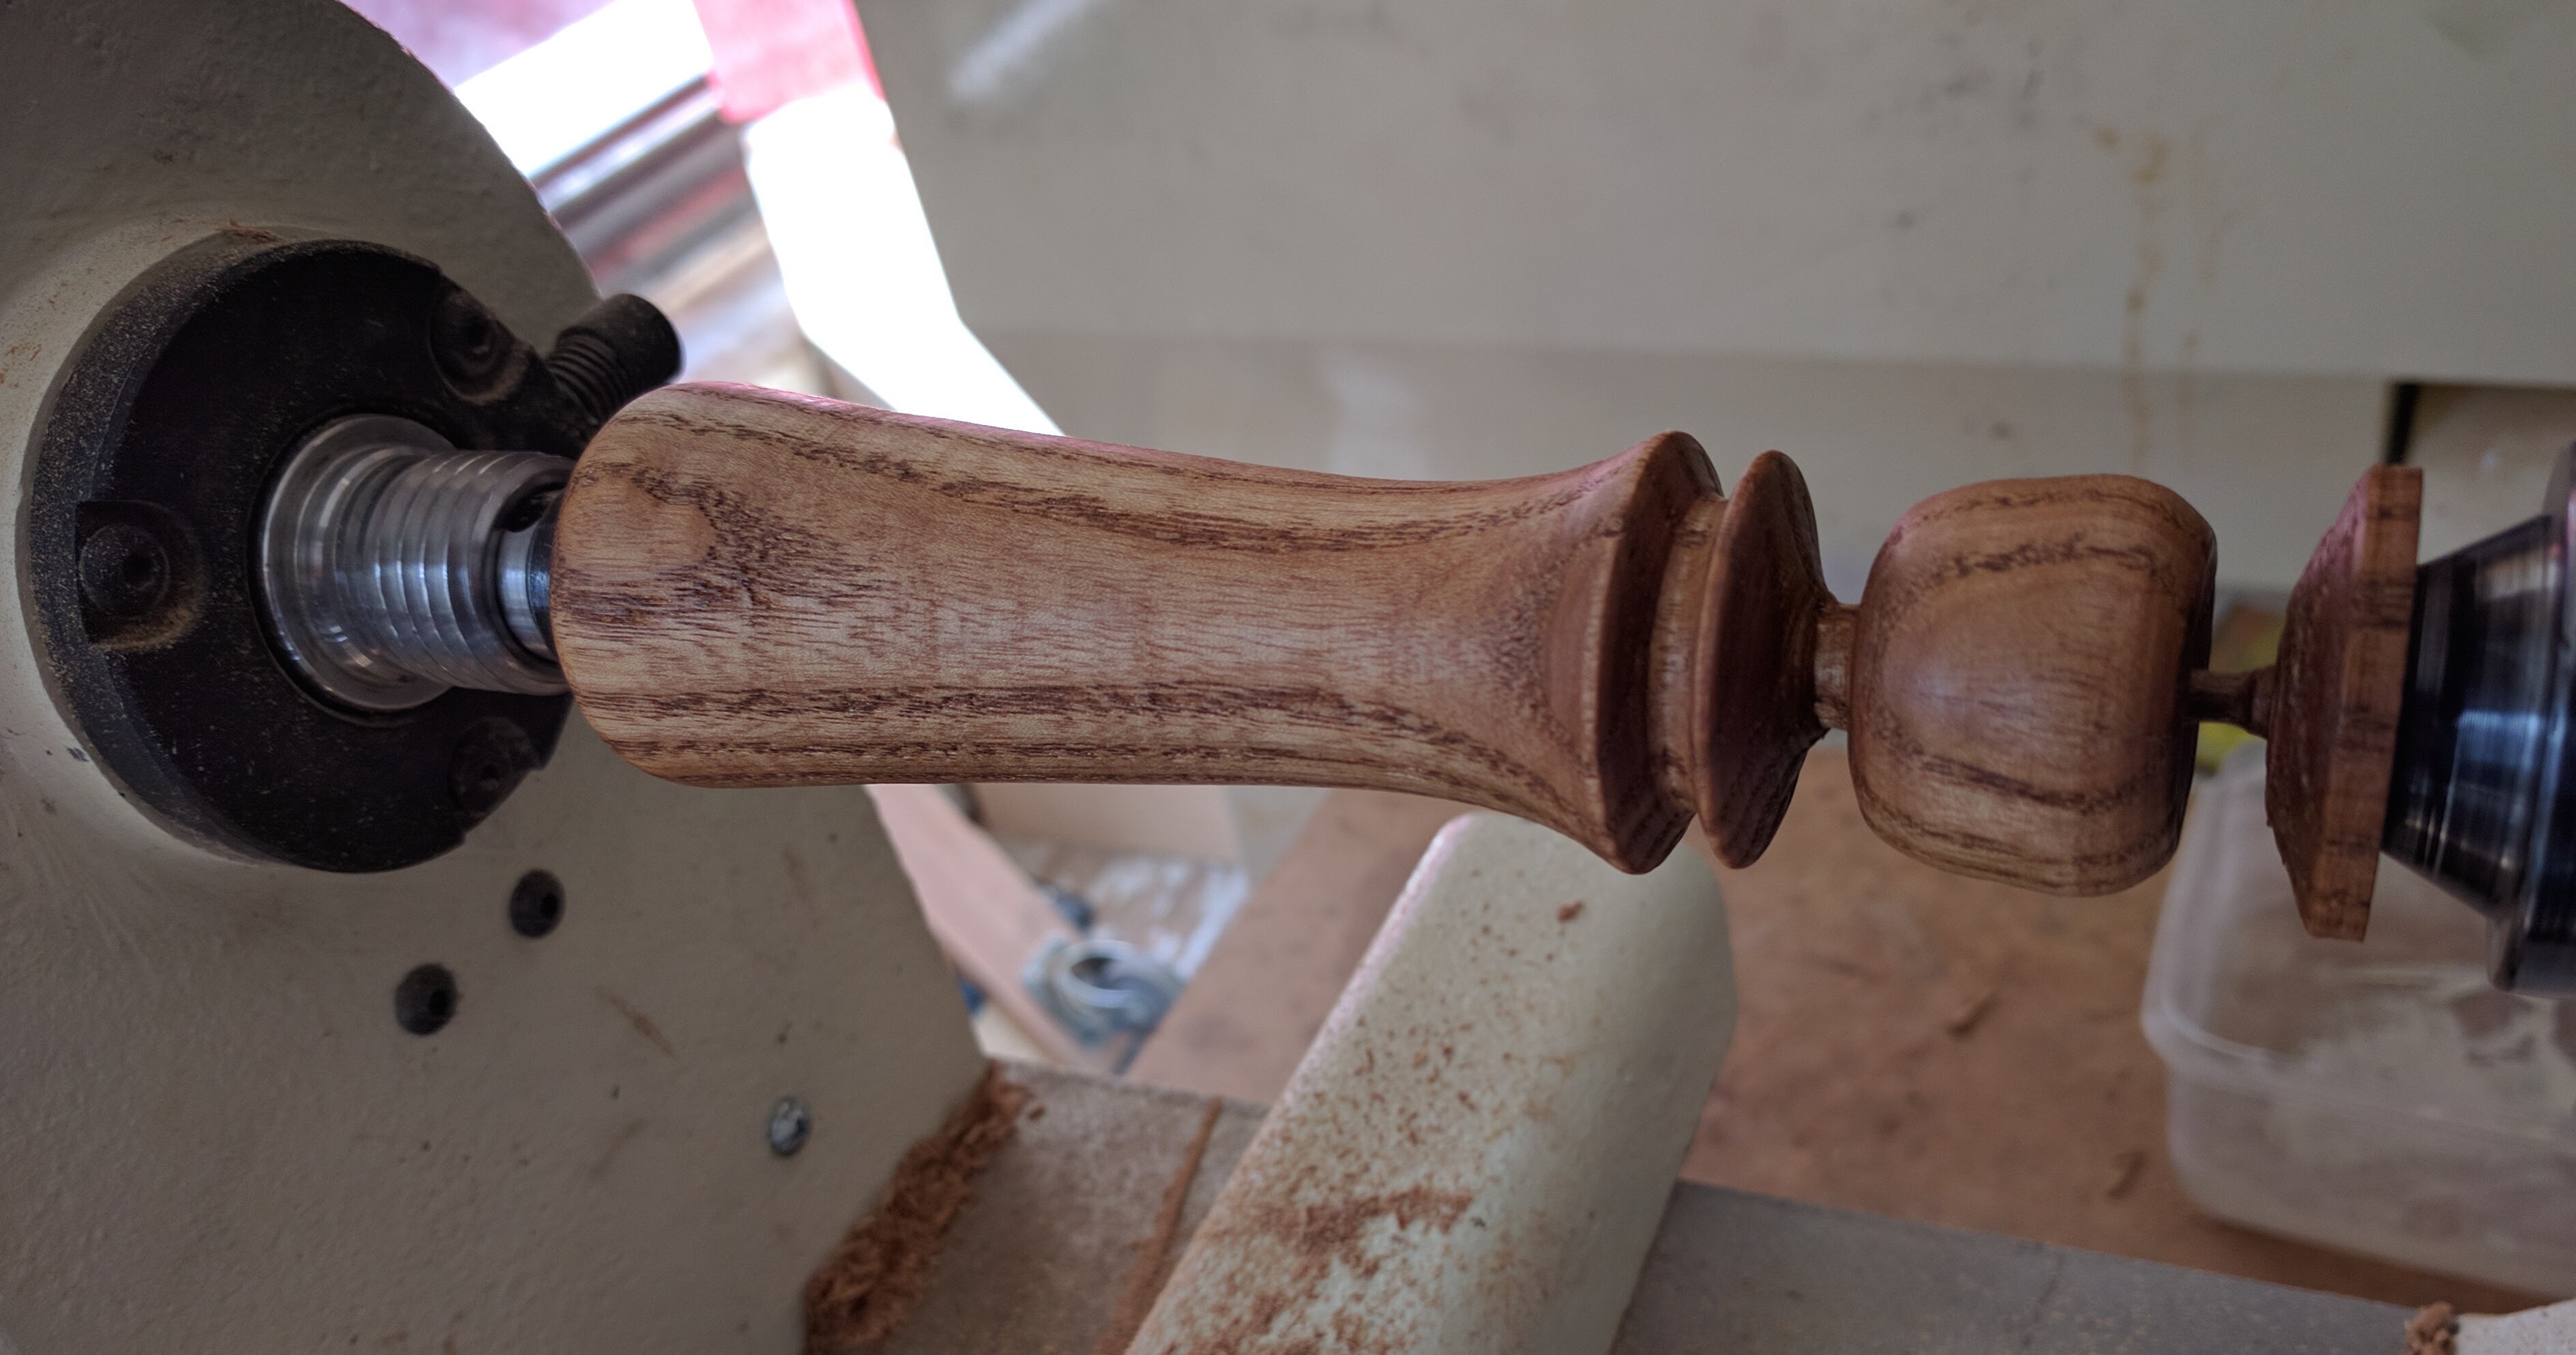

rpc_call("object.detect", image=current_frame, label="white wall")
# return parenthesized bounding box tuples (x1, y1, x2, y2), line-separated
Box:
(856, 0, 2568, 586)
(865, 0, 2575, 385)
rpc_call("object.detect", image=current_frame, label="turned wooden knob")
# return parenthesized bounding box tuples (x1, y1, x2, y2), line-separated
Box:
(1838, 478, 2215, 894)
(550, 383, 2402, 904)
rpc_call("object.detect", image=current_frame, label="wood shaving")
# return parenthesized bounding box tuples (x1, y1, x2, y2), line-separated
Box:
(804, 1063, 1031, 1354)
(2403, 1302, 2459, 1355)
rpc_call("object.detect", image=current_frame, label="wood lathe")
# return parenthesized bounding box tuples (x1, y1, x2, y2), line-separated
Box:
(10, 2, 2574, 1350)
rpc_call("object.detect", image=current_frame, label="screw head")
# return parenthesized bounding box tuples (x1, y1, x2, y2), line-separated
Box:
(449, 718, 538, 824)
(394, 963, 459, 1036)
(430, 289, 509, 392)
(76, 521, 171, 618)
(766, 1096, 811, 1156)
(508, 869, 565, 938)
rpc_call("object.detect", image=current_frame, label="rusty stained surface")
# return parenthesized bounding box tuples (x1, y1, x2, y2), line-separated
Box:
(866, 1064, 2412, 1355)
(1127, 994, 1491, 1355)
(1122, 815, 1735, 1355)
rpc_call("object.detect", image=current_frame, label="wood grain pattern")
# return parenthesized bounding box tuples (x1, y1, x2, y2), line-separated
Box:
(555, 383, 2401, 902)
(554, 384, 1720, 871)
(2260, 465, 2421, 940)
(1847, 476, 2215, 894)
(1693, 451, 1838, 866)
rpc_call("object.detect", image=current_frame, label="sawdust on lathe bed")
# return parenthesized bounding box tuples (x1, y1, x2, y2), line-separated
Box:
(1089, 1096, 1225, 1355)
(803, 1062, 1032, 1354)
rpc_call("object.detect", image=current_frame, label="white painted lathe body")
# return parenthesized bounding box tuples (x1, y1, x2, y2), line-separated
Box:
(0, 4, 987, 1348)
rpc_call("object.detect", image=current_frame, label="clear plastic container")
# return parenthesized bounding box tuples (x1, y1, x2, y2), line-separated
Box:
(2144, 747, 2576, 1295)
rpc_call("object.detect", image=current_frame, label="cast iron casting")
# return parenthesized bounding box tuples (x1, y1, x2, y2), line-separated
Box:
(27, 229, 677, 871)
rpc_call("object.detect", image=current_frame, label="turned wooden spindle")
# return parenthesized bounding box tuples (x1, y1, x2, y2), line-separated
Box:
(551, 382, 2418, 920)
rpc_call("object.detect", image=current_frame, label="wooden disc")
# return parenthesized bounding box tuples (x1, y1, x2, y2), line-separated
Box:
(2265, 465, 2422, 941)
(1694, 451, 1832, 866)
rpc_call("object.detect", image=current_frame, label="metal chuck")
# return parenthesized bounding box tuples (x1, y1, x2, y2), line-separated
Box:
(2385, 445, 2576, 994)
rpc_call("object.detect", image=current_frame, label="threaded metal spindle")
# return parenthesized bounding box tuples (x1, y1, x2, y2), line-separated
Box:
(260, 414, 566, 712)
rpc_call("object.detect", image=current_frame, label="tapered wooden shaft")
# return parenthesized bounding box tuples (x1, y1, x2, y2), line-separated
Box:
(553, 383, 1737, 870)
(553, 383, 2310, 897)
